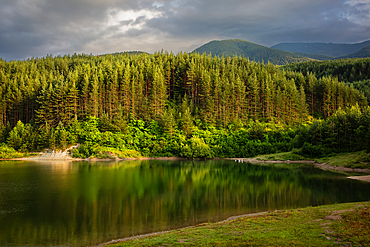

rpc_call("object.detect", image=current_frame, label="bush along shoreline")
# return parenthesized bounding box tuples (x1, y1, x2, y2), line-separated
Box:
(0, 53, 369, 162)
(1, 105, 370, 167)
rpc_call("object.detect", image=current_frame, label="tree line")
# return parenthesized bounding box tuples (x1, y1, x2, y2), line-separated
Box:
(283, 58, 370, 83)
(0, 52, 367, 157)
(283, 58, 370, 103)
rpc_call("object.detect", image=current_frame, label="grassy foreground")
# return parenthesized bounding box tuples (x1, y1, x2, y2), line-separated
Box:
(108, 202, 370, 246)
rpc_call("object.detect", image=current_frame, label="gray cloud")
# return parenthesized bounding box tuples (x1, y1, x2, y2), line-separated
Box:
(0, 0, 369, 60)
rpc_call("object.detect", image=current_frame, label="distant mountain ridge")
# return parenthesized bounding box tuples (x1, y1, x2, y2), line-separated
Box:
(193, 39, 312, 65)
(271, 41, 370, 58)
(338, 46, 370, 59)
(290, 52, 335, 61)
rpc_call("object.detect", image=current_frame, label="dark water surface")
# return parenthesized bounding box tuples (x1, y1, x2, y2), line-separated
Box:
(0, 160, 370, 246)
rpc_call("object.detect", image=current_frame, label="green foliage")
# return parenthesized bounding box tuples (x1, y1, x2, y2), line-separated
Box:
(73, 143, 99, 158)
(7, 121, 24, 150)
(295, 105, 370, 157)
(0, 144, 25, 158)
(299, 142, 331, 158)
(257, 151, 307, 161)
(7, 120, 37, 151)
(180, 136, 213, 159)
(92, 146, 141, 159)
(0, 52, 368, 158)
(351, 79, 370, 103)
(284, 57, 370, 83)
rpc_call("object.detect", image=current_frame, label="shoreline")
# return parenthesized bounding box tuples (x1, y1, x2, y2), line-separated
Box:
(348, 175, 370, 182)
(4, 155, 370, 181)
(97, 202, 370, 246)
(226, 157, 370, 174)
(227, 157, 370, 182)
(95, 211, 271, 247)
(1, 156, 188, 162)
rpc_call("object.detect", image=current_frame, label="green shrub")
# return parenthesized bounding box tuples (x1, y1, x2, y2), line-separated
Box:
(299, 142, 331, 157)
(180, 137, 214, 158)
(0, 144, 25, 159)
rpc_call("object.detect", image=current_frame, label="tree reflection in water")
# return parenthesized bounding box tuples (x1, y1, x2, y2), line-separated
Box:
(0, 160, 369, 246)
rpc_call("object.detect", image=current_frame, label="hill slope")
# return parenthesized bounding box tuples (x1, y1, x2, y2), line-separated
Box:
(193, 39, 312, 65)
(291, 52, 335, 61)
(339, 46, 370, 59)
(271, 40, 370, 57)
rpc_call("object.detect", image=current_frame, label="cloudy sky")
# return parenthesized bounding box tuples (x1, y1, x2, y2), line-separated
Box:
(1, 0, 370, 61)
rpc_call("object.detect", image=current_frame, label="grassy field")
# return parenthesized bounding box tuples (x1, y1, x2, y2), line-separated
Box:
(255, 151, 309, 161)
(315, 150, 370, 169)
(108, 202, 370, 246)
(255, 150, 370, 169)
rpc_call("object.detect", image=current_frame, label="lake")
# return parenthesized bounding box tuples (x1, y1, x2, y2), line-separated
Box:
(0, 159, 369, 246)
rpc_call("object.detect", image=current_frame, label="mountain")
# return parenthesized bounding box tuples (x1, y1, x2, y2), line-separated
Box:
(271, 40, 370, 57)
(338, 46, 370, 59)
(193, 39, 312, 65)
(102, 51, 148, 56)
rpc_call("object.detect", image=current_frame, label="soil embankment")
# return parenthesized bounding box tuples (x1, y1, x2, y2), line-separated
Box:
(348, 175, 370, 182)
(228, 158, 370, 182)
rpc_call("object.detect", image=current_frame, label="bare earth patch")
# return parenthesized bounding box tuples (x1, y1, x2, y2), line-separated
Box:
(315, 162, 370, 173)
(228, 158, 370, 175)
(347, 175, 370, 182)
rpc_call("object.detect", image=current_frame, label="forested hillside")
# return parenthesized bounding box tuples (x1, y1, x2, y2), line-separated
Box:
(290, 52, 335, 61)
(272, 41, 370, 57)
(283, 58, 370, 82)
(0, 52, 368, 158)
(283, 58, 370, 102)
(193, 39, 312, 65)
(338, 46, 370, 59)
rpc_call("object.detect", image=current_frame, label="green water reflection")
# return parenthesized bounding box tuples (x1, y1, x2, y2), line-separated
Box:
(0, 160, 369, 246)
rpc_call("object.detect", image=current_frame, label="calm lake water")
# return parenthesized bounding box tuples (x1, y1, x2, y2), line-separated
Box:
(0, 159, 370, 246)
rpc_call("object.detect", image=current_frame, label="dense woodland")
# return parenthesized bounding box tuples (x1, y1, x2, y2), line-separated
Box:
(284, 58, 370, 83)
(0, 52, 369, 158)
(284, 58, 370, 102)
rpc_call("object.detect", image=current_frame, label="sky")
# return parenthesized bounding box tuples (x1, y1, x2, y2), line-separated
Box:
(1, 0, 370, 61)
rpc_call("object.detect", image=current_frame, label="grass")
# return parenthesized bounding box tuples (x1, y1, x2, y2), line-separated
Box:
(333, 205, 370, 245)
(83, 146, 142, 159)
(256, 151, 310, 161)
(255, 150, 370, 170)
(315, 150, 370, 169)
(108, 202, 370, 246)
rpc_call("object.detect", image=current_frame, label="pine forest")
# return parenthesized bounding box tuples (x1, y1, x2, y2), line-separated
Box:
(1, 52, 369, 159)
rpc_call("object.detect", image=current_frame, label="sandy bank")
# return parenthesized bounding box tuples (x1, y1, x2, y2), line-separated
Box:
(347, 175, 370, 183)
